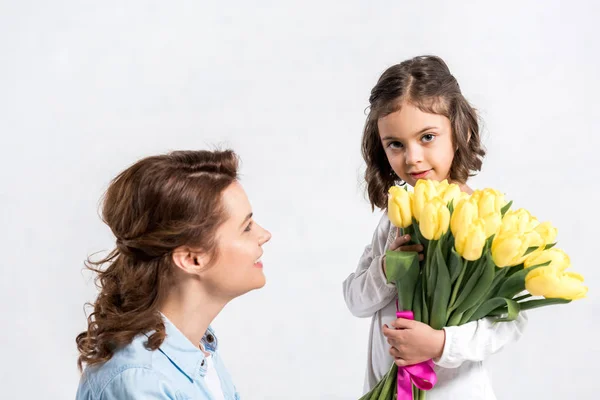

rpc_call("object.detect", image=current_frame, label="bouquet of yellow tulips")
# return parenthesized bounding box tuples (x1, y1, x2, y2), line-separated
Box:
(361, 180, 587, 400)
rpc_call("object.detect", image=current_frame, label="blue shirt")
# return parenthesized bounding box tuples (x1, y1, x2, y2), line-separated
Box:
(76, 317, 240, 399)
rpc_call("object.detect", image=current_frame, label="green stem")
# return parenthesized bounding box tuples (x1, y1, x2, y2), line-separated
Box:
(425, 240, 436, 310)
(448, 260, 468, 313)
(405, 224, 420, 246)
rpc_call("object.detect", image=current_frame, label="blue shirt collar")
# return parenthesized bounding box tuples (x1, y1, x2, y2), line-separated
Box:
(149, 314, 219, 381)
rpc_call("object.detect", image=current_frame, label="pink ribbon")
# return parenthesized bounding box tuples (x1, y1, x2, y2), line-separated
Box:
(395, 311, 437, 399)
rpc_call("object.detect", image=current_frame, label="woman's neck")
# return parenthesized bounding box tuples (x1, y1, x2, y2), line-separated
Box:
(160, 282, 228, 348)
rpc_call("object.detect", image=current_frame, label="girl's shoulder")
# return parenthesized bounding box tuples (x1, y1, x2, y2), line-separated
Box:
(372, 210, 397, 249)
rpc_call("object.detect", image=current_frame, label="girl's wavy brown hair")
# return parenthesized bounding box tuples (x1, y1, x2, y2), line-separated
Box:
(362, 55, 486, 210)
(76, 150, 239, 371)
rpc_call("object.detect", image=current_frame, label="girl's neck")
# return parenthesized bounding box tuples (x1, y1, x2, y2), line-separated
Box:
(160, 282, 228, 348)
(458, 182, 474, 194)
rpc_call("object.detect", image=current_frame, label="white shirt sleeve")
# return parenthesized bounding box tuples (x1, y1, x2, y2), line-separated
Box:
(435, 312, 529, 369)
(343, 213, 397, 318)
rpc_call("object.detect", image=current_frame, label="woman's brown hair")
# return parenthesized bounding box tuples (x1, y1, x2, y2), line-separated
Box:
(76, 150, 239, 370)
(362, 55, 486, 210)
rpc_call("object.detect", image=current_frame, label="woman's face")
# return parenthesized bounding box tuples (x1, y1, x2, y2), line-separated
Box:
(199, 181, 272, 300)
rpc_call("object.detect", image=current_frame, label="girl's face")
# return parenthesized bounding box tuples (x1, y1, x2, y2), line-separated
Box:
(378, 101, 455, 187)
(199, 181, 272, 300)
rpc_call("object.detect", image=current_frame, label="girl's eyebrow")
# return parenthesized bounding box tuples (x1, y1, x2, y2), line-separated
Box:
(381, 126, 439, 141)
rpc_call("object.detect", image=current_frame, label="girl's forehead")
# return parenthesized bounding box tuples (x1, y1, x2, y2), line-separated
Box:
(378, 104, 450, 137)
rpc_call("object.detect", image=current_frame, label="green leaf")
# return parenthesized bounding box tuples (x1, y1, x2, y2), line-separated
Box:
(505, 263, 524, 277)
(523, 260, 552, 269)
(518, 298, 571, 311)
(449, 260, 482, 312)
(359, 373, 384, 400)
(411, 217, 425, 246)
(359, 363, 397, 400)
(501, 200, 513, 217)
(378, 363, 398, 399)
(469, 297, 518, 322)
(494, 299, 521, 322)
(447, 310, 465, 326)
(544, 242, 557, 250)
(429, 243, 451, 330)
(412, 276, 423, 323)
(421, 284, 429, 324)
(458, 304, 480, 324)
(427, 253, 438, 301)
(523, 245, 543, 257)
(425, 240, 439, 305)
(385, 250, 420, 311)
(486, 267, 510, 299)
(443, 235, 455, 261)
(464, 297, 503, 322)
(495, 264, 545, 299)
(448, 247, 463, 284)
(453, 252, 496, 315)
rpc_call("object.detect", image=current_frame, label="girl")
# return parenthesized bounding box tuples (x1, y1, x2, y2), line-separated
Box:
(343, 56, 527, 399)
(76, 150, 271, 400)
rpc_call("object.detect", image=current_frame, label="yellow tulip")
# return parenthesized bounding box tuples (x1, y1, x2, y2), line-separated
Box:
(492, 208, 551, 267)
(476, 189, 506, 215)
(534, 221, 558, 246)
(525, 266, 587, 300)
(491, 233, 530, 267)
(524, 248, 570, 271)
(450, 198, 478, 236)
(412, 180, 438, 222)
(388, 186, 413, 228)
(497, 209, 536, 236)
(439, 183, 463, 206)
(454, 218, 487, 260)
(475, 189, 505, 237)
(433, 179, 450, 192)
(419, 197, 450, 240)
(517, 209, 539, 233)
(480, 212, 502, 238)
(457, 191, 470, 204)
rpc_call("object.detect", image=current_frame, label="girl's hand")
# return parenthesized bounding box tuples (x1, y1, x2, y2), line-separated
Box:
(382, 318, 445, 367)
(383, 229, 424, 276)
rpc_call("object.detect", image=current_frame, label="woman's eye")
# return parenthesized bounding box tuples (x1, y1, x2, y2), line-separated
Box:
(244, 222, 253, 232)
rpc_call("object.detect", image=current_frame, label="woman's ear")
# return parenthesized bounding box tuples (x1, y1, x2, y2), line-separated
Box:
(172, 247, 209, 275)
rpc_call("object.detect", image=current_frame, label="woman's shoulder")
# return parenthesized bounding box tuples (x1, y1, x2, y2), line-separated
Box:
(77, 335, 168, 399)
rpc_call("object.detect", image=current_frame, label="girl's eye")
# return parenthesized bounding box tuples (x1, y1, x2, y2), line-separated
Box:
(422, 134, 435, 143)
(244, 222, 253, 232)
(388, 141, 404, 149)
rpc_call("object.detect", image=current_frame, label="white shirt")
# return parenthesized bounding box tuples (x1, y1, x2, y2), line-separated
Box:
(343, 212, 528, 400)
(204, 354, 226, 400)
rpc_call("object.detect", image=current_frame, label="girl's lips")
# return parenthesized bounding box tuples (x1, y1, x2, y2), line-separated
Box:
(409, 170, 431, 179)
(253, 261, 263, 268)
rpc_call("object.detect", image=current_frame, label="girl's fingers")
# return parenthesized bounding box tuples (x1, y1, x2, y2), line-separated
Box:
(398, 244, 424, 253)
(390, 233, 412, 251)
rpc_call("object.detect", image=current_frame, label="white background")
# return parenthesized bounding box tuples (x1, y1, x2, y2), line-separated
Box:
(1, 1, 599, 398)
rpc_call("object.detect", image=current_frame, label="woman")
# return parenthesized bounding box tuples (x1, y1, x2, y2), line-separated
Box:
(76, 149, 271, 399)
